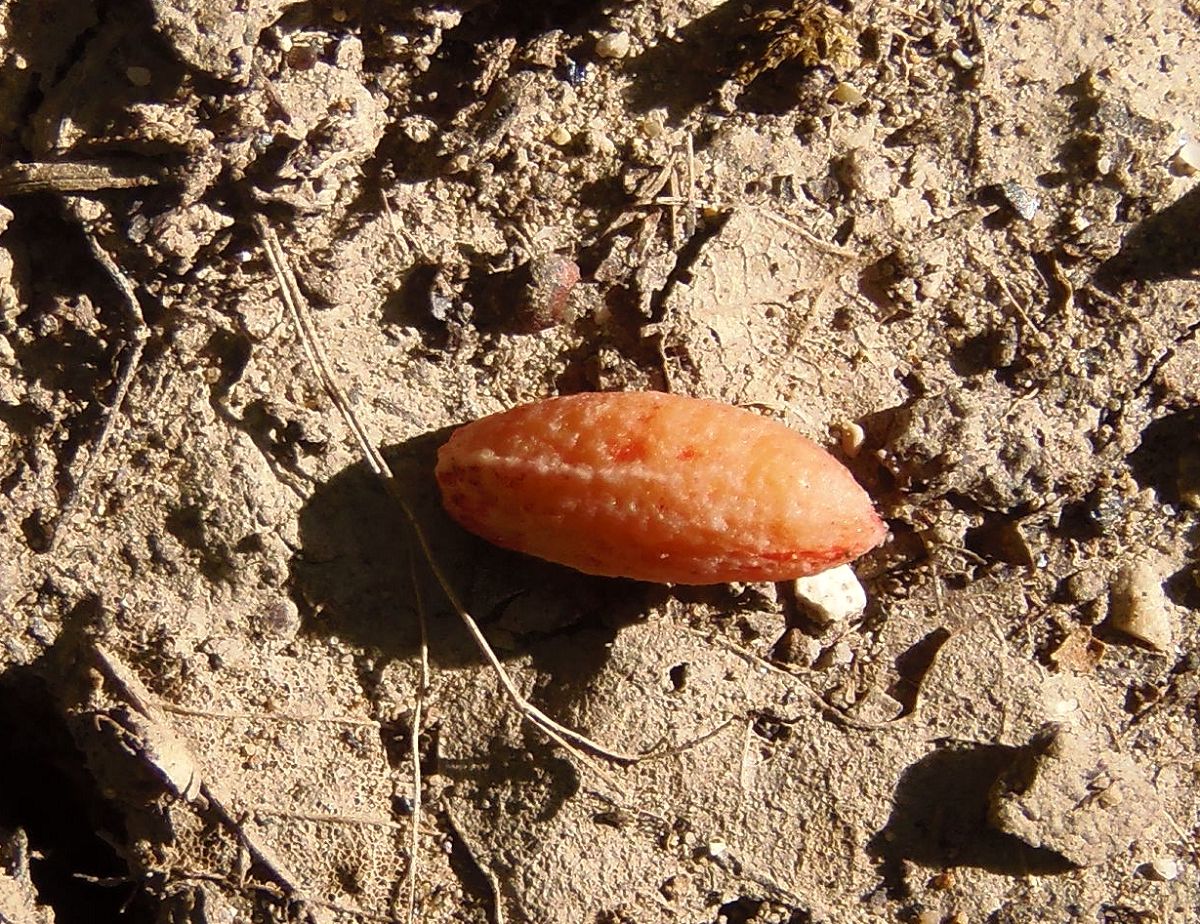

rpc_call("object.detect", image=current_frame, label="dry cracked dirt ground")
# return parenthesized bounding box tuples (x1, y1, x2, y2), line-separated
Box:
(0, 1, 1198, 922)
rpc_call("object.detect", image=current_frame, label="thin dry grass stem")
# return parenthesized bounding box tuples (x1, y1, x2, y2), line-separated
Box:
(157, 703, 380, 727)
(405, 551, 429, 924)
(684, 131, 697, 238)
(254, 215, 641, 771)
(49, 207, 149, 551)
(691, 629, 908, 732)
(443, 804, 507, 924)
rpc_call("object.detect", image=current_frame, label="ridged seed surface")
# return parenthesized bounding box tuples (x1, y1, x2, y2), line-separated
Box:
(435, 391, 886, 584)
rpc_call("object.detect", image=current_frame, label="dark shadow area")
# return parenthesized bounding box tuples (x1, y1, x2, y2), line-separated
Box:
(869, 741, 1076, 889)
(441, 740, 580, 826)
(1128, 407, 1200, 507)
(624, 0, 842, 120)
(291, 428, 659, 678)
(2, 0, 190, 160)
(964, 515, 1035, 568)
(358, 0, 614, 185)
(0, 659, 148, 923)
(1096, 185, 1200, 288)
(886, 628, 951, 719)
(624, 0, 761, 119)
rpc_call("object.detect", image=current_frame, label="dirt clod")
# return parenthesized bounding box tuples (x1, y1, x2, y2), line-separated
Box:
(988, 725, 1161, 868)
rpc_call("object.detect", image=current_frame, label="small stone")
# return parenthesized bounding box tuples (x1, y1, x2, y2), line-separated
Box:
(831, 82, 865, 105)
(830, 639, 854, 666)
(989, 724, 1161, 867)
(771, 627, 821, 666)
(595, 30, 631, 59)
(1142, 856, 1180, 881)
(1067, 211, 1091, 232)
(1049, 625, 1105, 673)
(1171, 137, 1200, 176)
(837, 421, 866, 457)
(949, 48, 975, 70)
(548, 125, 572, 146)
(1001, 180, 1040, 220)
(639, 112, 665, 139)
(126, 65, 152, 86)
(1108, 558, 1173, 653)
(1065, 567, 1106, 603)
(792, 564, 867, 627)
(586, 128, 616, 155)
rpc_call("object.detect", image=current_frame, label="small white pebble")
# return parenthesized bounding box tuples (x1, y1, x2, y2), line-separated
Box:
(831, 640, 854, 666)
(831, 82, 866, 106)
(950, 48, 974, 70)
(705, 839, 728, 859)
(640, 112, 665, 139)
(126, 65, 152, 87)
(1109, 558, 1173, 653)
(1001, 180, 1040, 220)
(837, 421, 866, 457)
(793, 564, 867, 626)
(587, 128, 616, 155)
(1171, 138, 1200, 175)
(1145, 857, 1180, 881)
(595, 30, 632, 59)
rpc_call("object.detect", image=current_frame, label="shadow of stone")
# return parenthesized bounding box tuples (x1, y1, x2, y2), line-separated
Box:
(0, 621, 152, 923)
(1128, 406, 1200, 507)
(869, 741, 1076, 891)
(1096, 185, 1200, 288)
(354, 0, 612, 188)
(624, 0, 765, 120)
(291, 427, 658, 676)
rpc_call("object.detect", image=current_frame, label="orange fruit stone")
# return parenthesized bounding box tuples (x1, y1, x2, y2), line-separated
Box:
(435, 391, 887, 585)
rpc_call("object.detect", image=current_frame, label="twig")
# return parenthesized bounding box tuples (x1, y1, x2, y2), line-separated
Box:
(254, 215, 642, 768)
(91, 644, 322, 924)
(406, 550, 430, 924)
(691, 629, 908, 731)
(0, 160, 164, 196)
(757, 207, 860, 259)
(443, 804, 507, 924)
(49, 206, 148, 551)
(684, 131, 697, 239)
(158, 703, 380, 727)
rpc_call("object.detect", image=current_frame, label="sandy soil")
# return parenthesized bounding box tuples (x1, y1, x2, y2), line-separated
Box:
(0, 1, 1197, 922)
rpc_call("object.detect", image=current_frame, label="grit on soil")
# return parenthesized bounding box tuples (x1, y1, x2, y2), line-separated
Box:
(0, 2, 1197, 922)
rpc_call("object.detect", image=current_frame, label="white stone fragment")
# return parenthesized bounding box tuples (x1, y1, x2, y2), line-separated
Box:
(595, 30, 632, 59)
(1109, 558, 1174, 653)
(1171, 137, 1200, 175)
(1144, 857, 1180, 881)
(837, 421, 866, 456)
(793, 564, 867, 626)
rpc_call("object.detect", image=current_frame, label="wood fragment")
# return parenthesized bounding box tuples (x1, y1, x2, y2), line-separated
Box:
(0, 160, 164, 196)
